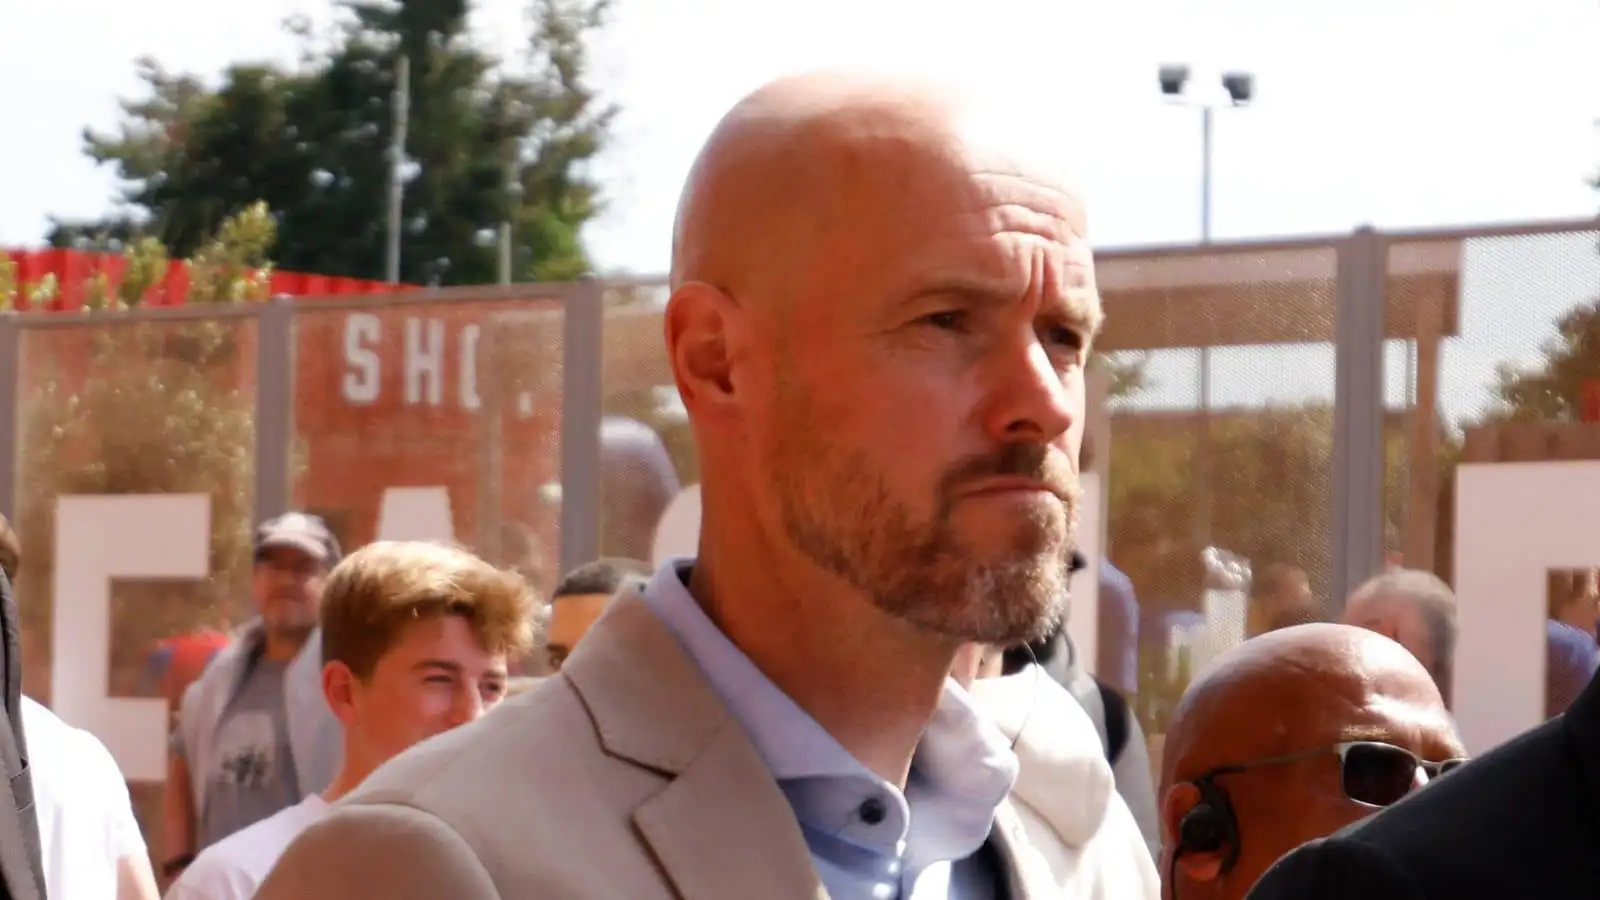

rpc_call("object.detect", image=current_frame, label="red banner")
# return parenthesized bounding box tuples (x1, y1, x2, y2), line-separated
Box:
(0, 248, 410, 310)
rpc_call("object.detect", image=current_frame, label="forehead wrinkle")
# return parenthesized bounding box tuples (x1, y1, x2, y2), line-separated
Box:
(971, 172, 1088, 234)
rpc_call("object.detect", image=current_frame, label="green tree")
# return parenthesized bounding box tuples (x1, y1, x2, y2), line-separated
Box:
(1489, 299, 1600, 422)
(51, 0, 614, 286)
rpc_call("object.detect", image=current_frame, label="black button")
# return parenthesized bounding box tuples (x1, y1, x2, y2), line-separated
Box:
(858, 796, 887, 826)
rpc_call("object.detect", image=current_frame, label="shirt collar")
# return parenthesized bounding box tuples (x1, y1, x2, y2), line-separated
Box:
(640, 559, 1019, 863)
(641, 559, 855, 779)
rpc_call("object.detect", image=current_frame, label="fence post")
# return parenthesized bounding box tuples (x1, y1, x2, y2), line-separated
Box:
(1330, 226, 1388, 609)
(254, 297, 295, 524)
(0, 316, 18, 521)
(558, 278, 605, 575)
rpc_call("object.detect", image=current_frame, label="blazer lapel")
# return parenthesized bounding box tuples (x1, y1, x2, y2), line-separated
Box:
(565, 592, 827, 900)
(632, 722, 829, 900)
(989, 800, 1060, 900)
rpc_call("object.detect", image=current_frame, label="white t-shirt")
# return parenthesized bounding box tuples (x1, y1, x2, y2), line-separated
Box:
(165, 794, 328, 900)
(22, 697, 149, 900)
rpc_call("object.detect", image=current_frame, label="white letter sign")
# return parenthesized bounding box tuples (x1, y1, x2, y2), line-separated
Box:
(1455, 461, 1600, 755)
(403, 317, 445, 406)
(458, 324, 481, 412)
(1066, 472, 1102, 679)
(375, 487, 457, 544)
(52, 494, 210, 781)
(341, 313, 381, 405)
(651, 484, 702, 568)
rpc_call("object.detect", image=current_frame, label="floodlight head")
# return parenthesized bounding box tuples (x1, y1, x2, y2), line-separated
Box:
(1222, 71, 1254, 105)
(1158, 64, 1190, 97)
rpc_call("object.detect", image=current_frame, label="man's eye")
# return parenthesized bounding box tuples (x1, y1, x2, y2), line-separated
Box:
(922, 311, 966, 331)
(1044, 323, 1083, 349)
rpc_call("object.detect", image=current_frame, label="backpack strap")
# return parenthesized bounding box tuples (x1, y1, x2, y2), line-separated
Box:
(1095, 678, 1131, 766)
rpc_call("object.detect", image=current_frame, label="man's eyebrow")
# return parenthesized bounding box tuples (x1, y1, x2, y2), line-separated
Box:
(895, 272, 1103, 336)
(412, 659, 464, 674)
(1338, 723, 1401, 744)
(902, 274, 1015, 306)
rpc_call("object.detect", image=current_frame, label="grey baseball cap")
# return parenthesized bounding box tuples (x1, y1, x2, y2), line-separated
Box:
(253, 512, 342, 565)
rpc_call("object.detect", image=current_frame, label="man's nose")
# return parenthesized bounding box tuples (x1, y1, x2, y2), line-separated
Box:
(981, 333, 1077, 445)
(452, 689, 487, 726)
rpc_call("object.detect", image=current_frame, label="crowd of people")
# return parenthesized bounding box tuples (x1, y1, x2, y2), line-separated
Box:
(2, 70, 1598, 899)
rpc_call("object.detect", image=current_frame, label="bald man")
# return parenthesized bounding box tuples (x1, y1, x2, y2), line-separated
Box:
(255, 72, 1096, 899)
(1160, 624, 1464, 900)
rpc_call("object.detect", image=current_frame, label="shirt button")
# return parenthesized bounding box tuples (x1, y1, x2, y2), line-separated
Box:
(858, 796, 887, 826)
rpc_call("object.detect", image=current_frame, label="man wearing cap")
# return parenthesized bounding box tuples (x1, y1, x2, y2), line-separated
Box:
(160, 513, 343, 886)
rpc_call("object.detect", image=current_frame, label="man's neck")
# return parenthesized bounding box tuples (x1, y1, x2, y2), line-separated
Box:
(689, 531, 958, 788)
(261, 628, 310, 663)
(319, 753, 373, 805)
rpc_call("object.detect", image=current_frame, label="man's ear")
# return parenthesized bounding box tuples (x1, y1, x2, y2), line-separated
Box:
(1162, 781, 1227, 883)
(321, 660, 359, 726)
(664, 281, 739, 412)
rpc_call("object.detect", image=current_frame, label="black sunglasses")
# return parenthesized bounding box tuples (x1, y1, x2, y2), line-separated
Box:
(1205, 740, 1467, 808)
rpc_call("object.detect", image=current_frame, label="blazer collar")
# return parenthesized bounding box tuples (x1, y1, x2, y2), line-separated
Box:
(563, 591, 826, 900)
(561, 590, 1056, 900)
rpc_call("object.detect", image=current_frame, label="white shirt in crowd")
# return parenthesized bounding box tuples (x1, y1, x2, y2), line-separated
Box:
(967, 668, 1162, 900)
(22, 696, 150, 900)
(164, 794, 329, 900)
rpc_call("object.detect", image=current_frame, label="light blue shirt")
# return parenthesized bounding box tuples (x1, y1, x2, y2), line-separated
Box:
(1097, 560, 1140, 696)
(1546, 619, 1599, 718)
(641, 561, 1019, 899)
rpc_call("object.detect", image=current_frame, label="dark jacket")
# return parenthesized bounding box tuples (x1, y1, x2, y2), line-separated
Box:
(0, 568, 44, 900)
(1246, 669, 1600, 899)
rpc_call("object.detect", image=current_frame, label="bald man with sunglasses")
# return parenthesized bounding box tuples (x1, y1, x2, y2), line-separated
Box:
(1158, 623, 1464, 900)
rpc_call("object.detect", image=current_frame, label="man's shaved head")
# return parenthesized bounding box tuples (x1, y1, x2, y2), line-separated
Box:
(665, 71, 1101, 647)
(672, 73, 1087, 298)
(1159, 623, 1462, 900)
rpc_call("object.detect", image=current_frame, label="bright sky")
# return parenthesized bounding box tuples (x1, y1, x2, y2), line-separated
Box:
(4, 0, 1600, 417)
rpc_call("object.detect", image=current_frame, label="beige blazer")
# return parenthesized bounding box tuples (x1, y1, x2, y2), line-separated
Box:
(253, 592, 1062, 899)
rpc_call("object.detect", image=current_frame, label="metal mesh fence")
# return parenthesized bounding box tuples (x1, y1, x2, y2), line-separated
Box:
(1386, 228, 1600, 724)
(288, 297, 566, 597)
(2, 219, 1596, 857)
(1097, 242, 1340, 736)
(12, 311, 261, 864)
(595, 281, 692, 567)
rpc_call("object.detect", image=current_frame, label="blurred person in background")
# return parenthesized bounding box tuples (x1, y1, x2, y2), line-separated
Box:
(1162, 624, 1463, 900)
(165, 541, 533, 900)
(144, 628, 233, 733)
(1545, 570, 1599, 720)
(1006, 617, 1162, 859)
(162, 513, 343, 884)
(502, 676, 542, 699)
(24, 697, 157, 900)
(543, 557, 652, 670)
(1079, 433, 1139, 697)
(1340, 569, 1456, 708)
(1248, 637, 1600, 898)
(0, 515, 158, 900)
(952, 642, 1160, 899)
(599, 416, 682, 562)
(1245, 564, 1319, 638)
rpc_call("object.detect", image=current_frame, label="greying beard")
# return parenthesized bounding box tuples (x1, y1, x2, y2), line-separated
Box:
(780, 467, 1077, 646)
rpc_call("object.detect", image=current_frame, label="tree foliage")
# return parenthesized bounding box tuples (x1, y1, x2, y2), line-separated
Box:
(51, 0, 615, 286)
(1106, 405, 1414, 611)
(1489, 298, 1600, 422)
(6, 206, 275, 702)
